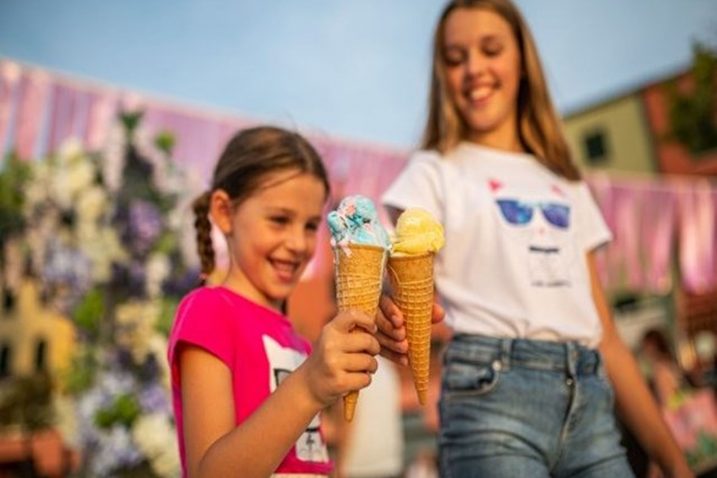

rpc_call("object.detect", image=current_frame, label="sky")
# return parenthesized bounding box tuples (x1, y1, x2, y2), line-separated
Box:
(0, 0, 715, 148)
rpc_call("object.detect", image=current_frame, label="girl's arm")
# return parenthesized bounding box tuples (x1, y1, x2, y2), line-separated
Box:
(180, 310, 380, 478)
(587, 252, 693, 478)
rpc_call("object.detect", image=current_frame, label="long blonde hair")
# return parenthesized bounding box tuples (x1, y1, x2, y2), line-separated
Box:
(422, 0, 581, 180)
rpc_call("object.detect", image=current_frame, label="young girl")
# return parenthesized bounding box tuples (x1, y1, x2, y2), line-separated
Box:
(376, 1, 693, 476)
(168, 126, 380, 478)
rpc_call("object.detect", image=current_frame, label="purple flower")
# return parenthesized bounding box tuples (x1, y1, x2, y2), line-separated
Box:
(42, 241, 92, 312)
(139, 383, 172, 414)
(127, 200, 162, 256)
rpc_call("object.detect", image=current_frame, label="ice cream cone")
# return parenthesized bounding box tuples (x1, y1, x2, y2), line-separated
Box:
(333, 243, 387, 421)
(387, 252, 434, 405)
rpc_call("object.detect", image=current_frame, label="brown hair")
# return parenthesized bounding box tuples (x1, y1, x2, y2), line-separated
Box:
(422, 0, 581, 180)
(192, 126, 330, 283)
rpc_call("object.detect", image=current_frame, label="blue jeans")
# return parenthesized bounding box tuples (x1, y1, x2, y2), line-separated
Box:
(438, 335, 634, 478)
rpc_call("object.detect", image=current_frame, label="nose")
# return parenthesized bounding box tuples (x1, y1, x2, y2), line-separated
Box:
(465, 49, 485, 76)
(285, 226, 309, 254)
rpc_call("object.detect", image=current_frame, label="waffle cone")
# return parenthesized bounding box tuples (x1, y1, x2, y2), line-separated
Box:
(333, 243, 387, 421)
(387, 252, 434, 405)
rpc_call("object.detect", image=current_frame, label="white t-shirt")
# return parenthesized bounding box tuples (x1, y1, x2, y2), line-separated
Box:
(341, 357, 403, 478)
(382, 142, 612, 348)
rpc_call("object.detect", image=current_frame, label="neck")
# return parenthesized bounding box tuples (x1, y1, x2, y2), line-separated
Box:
(466, 117, 523, 153)
(221, 270, 284, 313)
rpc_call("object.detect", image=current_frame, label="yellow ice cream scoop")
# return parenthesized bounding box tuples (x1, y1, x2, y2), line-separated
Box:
(393, 208, 445, 255)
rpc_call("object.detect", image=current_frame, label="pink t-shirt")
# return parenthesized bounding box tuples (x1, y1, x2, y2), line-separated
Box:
(167, 286, 332, 476)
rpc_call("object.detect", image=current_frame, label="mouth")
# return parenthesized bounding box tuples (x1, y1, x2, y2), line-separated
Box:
(269, 258, 302, 282)
(465, 84, 495, 105)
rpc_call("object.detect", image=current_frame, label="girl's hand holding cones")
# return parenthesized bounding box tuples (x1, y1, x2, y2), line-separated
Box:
(376, 296, 445, 366)
(303, 310, 380, 409)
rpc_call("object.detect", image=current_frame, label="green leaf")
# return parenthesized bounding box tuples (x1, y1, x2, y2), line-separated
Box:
(72, 288, 105, 335)
(154, 130, 176, 155)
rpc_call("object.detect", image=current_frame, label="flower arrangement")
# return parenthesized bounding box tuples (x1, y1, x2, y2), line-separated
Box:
(0, 112, 199, 477)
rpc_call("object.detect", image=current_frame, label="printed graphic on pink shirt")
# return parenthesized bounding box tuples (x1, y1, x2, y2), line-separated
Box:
(263, 335, 329, 464)
(489, 178, 575, 288)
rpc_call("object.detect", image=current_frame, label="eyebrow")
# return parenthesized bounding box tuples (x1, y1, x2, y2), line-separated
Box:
(265, 207, 322, 222)
(444, 32, 504, 48)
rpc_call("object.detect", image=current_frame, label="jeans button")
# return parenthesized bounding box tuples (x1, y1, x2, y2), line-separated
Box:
(491, 360, 502, 371)
(566, 377, 574, 387)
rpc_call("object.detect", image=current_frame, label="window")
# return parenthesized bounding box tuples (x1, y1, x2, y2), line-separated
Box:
(0, 344, 11, 377)
(2, 290, 14, 316)
(582, 129, 610, 165)
(35, 339, 47, 372)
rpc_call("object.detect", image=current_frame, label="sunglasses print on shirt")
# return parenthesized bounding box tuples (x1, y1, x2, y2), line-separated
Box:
(493, 198, 573, 288)
(496, 199, 570, 229)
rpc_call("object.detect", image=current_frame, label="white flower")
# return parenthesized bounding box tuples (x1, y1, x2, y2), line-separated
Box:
(75, 186, 108, 223)
(53, 394, 80, 449)
(80, 227, 128, 282)
(24, 161, 51, 209)
(131, 413, 180, 478)
(50, 154, 96, 209)
(147, 334, 171, 389)
(115, 300, 160, 363)
(145, 253, 170, 298)
(57, 138, 85, 164)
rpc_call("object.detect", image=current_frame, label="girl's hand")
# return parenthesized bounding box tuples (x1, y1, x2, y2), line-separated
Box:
(303, 311, 380, 408)
(376, 294, 445, 366)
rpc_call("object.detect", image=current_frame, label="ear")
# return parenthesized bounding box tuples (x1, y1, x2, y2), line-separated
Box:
(209, 189, 234, 234)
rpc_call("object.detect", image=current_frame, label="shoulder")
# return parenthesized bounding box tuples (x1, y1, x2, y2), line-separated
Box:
(175, 286, 233, 319)
(168, 287, 243, 367)
(565, 180, 600, 207)
(410, 148, 444, 163)
(170, 287, 245, 345)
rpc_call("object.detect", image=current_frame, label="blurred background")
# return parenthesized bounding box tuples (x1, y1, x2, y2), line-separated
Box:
(0, 1, 716, 477)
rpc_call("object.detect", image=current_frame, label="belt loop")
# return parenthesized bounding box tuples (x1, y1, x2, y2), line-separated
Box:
(565, 342, 577, 378)
(594, 350, 602, 375)
(500, 338, 512, 371)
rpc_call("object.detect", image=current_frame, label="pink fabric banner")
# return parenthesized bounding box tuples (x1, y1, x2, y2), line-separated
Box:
(640, 187, 676, 293)
(0, 61, 22, 157)
(588, 176, 685, 294)
(677, 179, 716, 293)
(47, 83, 79, 153)
(14, 69, 51, 159)
(84, 91, 119, 151)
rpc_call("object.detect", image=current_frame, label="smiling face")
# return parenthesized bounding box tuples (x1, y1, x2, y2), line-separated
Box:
(211, 169, 326, 310)
(442, 7, 522, 149)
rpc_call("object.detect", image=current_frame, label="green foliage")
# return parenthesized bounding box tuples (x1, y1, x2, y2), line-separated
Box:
(121, 111, 144, 141)
(154, 130, 176, 156)
(0, 374, 54, 431)
(666, 43, 717, 155)
(155, 297, 179, 337)
(153, 231, 177, 255)
(72, 287, 105, 335)
(0, 154, 32, 242)
(94, 393, 141, 429)
(63, 347, 98, 394)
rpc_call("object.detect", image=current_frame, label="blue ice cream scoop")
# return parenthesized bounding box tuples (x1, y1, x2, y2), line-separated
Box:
(327, 195, 391, 250)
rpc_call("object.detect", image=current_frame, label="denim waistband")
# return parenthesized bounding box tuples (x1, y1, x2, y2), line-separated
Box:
(448, 334, 602, 376)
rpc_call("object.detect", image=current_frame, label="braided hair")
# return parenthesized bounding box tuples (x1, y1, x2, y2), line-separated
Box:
(192, 126, 330, 285)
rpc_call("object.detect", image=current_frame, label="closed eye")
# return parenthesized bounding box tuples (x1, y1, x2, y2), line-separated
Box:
(443, 47, 466, 67)
(481, 38, 503, 57)
(306, 219, 320, 232)
(270, 216, 290, 226)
